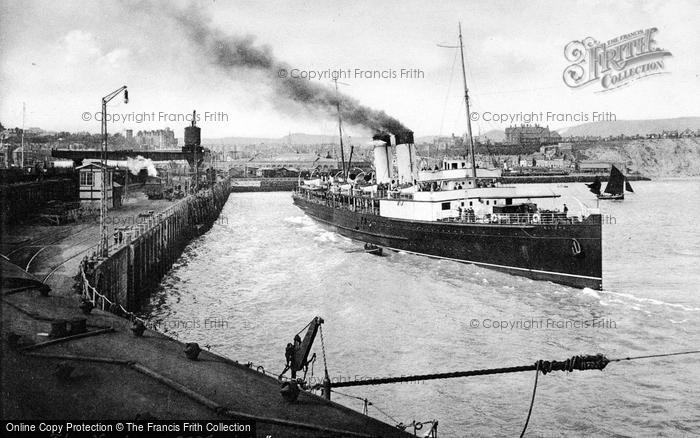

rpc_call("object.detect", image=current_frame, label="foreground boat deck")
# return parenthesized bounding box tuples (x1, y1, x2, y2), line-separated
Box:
(1, 283, 410, 437)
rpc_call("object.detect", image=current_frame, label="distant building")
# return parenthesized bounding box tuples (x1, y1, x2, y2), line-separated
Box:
(24, 127, 44, 135)
(247, 153, 337, 172)
(537, 158, 567, 168)
(577, 160, 626, 173)
(539, 145, 559, 158)
(505, 124, 561, 145)
(661, 130, 679, 138)
(10, 144, 51, 167)
(557, 142, 574, 151)
(255, 167, 301, 177)
(135, 128, 177, 150)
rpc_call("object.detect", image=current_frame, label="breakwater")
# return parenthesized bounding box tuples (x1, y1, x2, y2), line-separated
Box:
(501, 174, 650, 184)
(229, 175, 651, 192)
(230, 177, 297, 192)
(87, 179, 230, 312)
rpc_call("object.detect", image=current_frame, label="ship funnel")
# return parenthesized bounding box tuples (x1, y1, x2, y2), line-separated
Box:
(395, 130, 416, 185)
(371, 133, 393, 184)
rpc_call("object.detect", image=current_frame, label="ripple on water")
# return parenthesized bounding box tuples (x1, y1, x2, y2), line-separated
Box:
(148, 186, 700, 436)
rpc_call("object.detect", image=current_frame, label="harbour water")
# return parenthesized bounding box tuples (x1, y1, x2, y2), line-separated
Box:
(146, 179, 700, 436)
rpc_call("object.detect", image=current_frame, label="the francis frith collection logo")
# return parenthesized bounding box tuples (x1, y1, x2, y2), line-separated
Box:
(563, 27, 672, 92)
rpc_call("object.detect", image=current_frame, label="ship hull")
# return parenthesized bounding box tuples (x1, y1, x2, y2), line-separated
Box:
(597, 193, 624, 200)
(293, 195, 602, 290)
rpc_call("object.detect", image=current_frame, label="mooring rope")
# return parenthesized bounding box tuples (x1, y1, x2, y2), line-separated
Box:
(326, 354, 611, 388)
(329, 389, 404, 428)
(320, 325, 330, 379)
(371, 403, 402, 426)
(325, 350, 700, 436)
(519, 360, 540, 438)
(295, 319, 313, 337)
(609, 350, 700, 362)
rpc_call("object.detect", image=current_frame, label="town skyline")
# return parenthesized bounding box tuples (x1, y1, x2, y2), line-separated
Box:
(1, 0, 699, 138)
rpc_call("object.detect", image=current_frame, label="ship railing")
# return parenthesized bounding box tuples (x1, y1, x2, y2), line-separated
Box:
(387, 191, 414, 200)
(297, 190, 380, 215)
(441, 211, 574, 225)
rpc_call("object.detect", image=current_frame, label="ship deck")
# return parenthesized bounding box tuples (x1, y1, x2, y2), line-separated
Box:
(1, 283, 411, 437)
(294, 187, 595, 227)
(292, 190, 603, 290)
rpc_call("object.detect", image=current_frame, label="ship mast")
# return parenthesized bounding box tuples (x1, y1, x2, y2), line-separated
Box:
(458, 23, 477, 178)
(333, 78, 346, 179)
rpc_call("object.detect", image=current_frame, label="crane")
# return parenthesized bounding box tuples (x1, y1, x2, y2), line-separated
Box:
(279, 316, 324, 380)
(278, 316, 329, 402)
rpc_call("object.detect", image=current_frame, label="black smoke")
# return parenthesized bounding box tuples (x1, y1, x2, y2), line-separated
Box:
(171, 7, 407, 133)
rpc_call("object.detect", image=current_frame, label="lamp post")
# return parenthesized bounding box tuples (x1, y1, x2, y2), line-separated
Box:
(20, 103, 25, 169)
(100, 85, 128, 257)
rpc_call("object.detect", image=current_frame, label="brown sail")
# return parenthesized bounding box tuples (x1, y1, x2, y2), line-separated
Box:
(586, 177, 602, 195)
(604, 166, 625, 196)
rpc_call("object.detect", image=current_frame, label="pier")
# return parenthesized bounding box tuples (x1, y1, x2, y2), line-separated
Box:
(1, 177, 408, 436)
(1, 269, 408, 436)
(86, 179, 230, 311)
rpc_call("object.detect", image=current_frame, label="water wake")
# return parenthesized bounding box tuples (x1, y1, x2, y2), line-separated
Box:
(593, 289, 700, 312)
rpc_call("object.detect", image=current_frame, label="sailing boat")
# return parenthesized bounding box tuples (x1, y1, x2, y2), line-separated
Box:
(586, 176, 601, 195)
(590, 165, 634, 200)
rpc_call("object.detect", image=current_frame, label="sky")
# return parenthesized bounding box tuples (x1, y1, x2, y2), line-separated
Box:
(1, 0, 698, 139)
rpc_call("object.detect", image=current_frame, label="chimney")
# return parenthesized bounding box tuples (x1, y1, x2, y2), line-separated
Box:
(395, 130, 416, 184)
(372, 132, 392, 184)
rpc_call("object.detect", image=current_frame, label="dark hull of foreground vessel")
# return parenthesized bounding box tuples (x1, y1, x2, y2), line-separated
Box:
(293, 195, 602, 290)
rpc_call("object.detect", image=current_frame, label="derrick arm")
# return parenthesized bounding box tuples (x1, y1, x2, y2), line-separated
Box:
(292, 316, 324, 374)
(279, 316, 325, 380)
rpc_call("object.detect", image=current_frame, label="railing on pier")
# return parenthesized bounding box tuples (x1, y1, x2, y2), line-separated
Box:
(95, 185, 222, 258)
(79, 267, 150, 326)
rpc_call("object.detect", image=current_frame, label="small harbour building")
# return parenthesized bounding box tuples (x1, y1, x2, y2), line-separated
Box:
(77, 162, 120, 209)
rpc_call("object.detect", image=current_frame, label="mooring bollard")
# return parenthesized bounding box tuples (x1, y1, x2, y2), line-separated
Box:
(79, 298, 94, 315)
(54, 362, 75, 381)
(184, 342, 201, 360)
(322, 374, 332, 400)
(68, 318, 87, 335)
(131, 320, 146, 337)
(6, 332, 20, 349)
(49, 320, 68, 338)
(280, 380, 300, 402)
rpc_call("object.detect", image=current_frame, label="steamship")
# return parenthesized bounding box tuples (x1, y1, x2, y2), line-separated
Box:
(292, 28, 602, 290)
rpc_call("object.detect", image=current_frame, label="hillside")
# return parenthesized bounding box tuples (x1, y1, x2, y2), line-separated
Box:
(558, 117, 700, 138)
(577, 137, 700, 177)
(202, 136, 281, 145)
(202, 133, 372, 146)
(476, 129, 506, 142)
